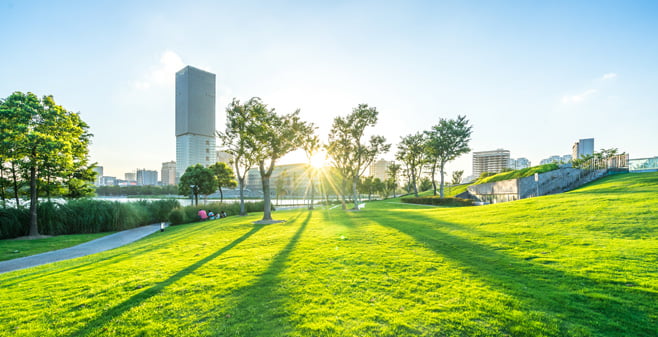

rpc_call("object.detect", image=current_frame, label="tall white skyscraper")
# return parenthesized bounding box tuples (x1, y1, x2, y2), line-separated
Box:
(175, 66, 217, 179)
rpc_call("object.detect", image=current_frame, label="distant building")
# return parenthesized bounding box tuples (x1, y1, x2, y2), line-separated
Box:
(136, 169, 158, 186)
(473, 149, 510, 177)
(176, 66, 216, 179)
(92, 166, 103, 186)
(540, 154, 572, 165)
(572, 138, 594, 159)
(161, 161, 176, 185)
(100, 176, 116, 186)
(368, 159, 393, 181)
(216, 150, 233, 164)
(246, 163, 319, 196)
(125, 172, 136, 182)
(508, 158, 531, 170)
(629, 156, 658, 172)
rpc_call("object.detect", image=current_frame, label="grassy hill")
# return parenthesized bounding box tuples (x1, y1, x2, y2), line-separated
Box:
(0, 173, 656, 336)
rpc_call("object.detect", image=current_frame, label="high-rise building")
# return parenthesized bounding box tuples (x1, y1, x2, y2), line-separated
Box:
(572, 138, 594, 159)
(472, 149, 510, 177)
(136, 169, 158, 186)
(125, 172, 136, 181)
(176, 65, 217, 179)
(368, 159, 393, 181)
(540, 154, 572, 165)
(161, 161, 176, 185)
(100, 176, 116, 186)
(508, 158, 531, 170)
(216, 150, 233, 164)
(92, 166, 103, 186)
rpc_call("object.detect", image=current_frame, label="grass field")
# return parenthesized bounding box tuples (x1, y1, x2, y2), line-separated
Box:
(0, 173, 656, 336)
(0, 232, 112, 261)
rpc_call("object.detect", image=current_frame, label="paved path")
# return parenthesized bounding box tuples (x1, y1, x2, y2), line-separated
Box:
(0, 223, 165, 274)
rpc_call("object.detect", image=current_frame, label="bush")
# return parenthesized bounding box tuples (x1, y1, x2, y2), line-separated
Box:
(0, 208, 28, 239)
(400, 196, 473, 207)
(167, 201, 269, 225)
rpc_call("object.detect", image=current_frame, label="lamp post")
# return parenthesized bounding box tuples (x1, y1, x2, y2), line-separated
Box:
(190, 184, 197, 206)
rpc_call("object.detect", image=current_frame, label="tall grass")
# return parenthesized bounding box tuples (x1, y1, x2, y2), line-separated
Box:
(0, 199, 181, 239)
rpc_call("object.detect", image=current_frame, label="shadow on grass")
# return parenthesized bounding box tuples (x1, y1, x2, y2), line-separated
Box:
(204, 211, 312, 336)
(370, 210, 657, 337)
(0, 220, 222, 287)
(66, 222, 267, 337)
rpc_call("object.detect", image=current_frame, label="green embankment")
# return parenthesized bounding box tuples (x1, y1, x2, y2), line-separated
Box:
(0, 172, 656, 336)
(0, 233, 112, 261)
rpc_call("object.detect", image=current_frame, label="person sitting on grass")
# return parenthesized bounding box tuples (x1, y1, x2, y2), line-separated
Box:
(198, 209, 208, 221)
(208, 210, 215, 220)
(220, 210, 227, 218)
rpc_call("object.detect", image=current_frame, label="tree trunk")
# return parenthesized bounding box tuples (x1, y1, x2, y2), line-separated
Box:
(11, 162, 19, 207)
(431, 162, 438, 196)
(439, 162, 446, 198)
(29, 165, 39, 236)
(219, 186, 224, 203)
(261, 174, 272, 221)
(352, 176, 360, 210)
(411, 170, 418, 197)
(238, 177, 246, 216)
(194, 193, 199, 206)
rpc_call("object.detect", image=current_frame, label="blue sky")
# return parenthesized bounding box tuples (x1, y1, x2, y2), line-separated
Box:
(1, 0, 657, 178)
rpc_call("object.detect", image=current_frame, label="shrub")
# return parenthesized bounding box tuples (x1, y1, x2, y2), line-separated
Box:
(0, 208, 28, 239)
(167, 201, 269, 225)
(401, 196, 473, 207)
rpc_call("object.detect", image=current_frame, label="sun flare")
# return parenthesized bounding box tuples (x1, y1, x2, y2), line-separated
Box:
(310, 151, 328, 169)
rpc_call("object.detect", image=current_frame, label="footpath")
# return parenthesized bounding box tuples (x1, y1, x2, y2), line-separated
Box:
(0, 223, 165, 274)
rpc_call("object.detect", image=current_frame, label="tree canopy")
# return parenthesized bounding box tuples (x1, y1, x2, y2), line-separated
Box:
(425, 115, 472, 197)
(178, 164, 217, 206)
(208, 162, 237, 203)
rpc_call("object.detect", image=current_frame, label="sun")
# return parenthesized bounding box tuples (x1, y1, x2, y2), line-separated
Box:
(310, 151, 328, 169)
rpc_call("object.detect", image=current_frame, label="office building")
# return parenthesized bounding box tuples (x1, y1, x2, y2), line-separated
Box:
(472, 149, 510, 177)
(125, 172, 136, 182)
(176, 65, 217, 179)
(161, 161, 176, 185)
(216, 150, 233, 164)
(100, 176, 116, 186)
(508, 158, 531, 170)
(92, 166, 103, 186)
(136, 169, 158, 186)
(572, 138, 594, 159)
(540, 155, 572, 165)
(368, 159, 394, 181)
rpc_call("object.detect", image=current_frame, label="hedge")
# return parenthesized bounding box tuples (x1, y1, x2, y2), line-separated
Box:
(400, 196, 474, 207)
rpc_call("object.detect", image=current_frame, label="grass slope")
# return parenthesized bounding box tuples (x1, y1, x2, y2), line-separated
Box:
(0, 232, 112, 261)
(0, 173, 656, 336)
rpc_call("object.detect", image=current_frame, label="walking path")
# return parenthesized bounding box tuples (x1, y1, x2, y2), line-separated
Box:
(0, 223, 165, 274)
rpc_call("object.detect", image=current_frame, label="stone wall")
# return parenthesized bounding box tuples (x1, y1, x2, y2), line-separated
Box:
(466, 168, 609, 204)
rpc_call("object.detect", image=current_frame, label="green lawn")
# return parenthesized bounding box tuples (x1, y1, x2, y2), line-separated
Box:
(0, 172, 656, 336)
(0, 232, 112, 261)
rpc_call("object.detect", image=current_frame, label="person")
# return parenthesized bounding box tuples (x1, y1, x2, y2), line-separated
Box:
(198, 209, 208, 221)
(208, 211, 215, 220)
(220, 210, 227, 218)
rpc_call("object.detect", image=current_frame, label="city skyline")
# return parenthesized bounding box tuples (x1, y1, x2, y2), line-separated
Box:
(1, 1, 657, 178)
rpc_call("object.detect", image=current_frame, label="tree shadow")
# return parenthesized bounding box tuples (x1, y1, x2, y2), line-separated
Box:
(65, 223, 268, 337)
(203, 211, 312, 336)
(370, 211, 657, 336)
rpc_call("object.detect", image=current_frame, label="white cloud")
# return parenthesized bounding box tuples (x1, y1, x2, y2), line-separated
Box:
(602, 73, 617, 80)
(561, 89, 597, 104)
(133, 50, 185, 90)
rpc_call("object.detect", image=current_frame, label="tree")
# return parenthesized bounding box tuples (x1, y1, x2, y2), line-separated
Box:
(208, 162, 237, 203)
(178, 164, 217, 206)
(0, 92, 92, 236)
(302, 134, 320, 209)
(218, 98, 259, 216)
(419, 177, 433, 192)
(238, 98, 314, 221)
(386, 162, 401, 198)
(326, 104, 390, 210)
(425, 115, 472, 198)
(395, 133, 427, 197)
(451, 170, 464, 185)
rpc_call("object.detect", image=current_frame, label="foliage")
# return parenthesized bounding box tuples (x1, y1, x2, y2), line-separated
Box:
(326, 104, 390, 210)
(400, 195, 474, 206)
(95, 185, 180, 196)
(385, 162, 401, 198)
(418, 177, 433, 192)
(476, 163, 560, 184)
(208, 162, 237, 202)
(424, 115, 472, 197)
(2, 173, 656, 336)
(167, 200, 269, 225)
(395, 133, 427, 197)
(178, 164, 217, 206)
(0, 92, 94, 236)
(451, 170, 464, 185)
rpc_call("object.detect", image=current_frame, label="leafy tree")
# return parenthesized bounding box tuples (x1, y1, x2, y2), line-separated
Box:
(425, 115, 472, 197)
(326, 104, 390, 210)
(302, 134, 320, 209)
(0, 92, 92, 236)
(386, 162, 401, 198)
(245, 98, 315, 221)
(419, 177, 433, 192)
(451, 170, 464, 185)
(357, 176, 378, 201)
(218, 98, 259, 216)
(396, 133, 427, 197)
(178, 164, 217, 206)
(208, 162, 237, 203)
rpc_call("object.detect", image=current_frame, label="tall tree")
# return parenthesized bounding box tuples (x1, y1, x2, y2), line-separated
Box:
(395, 133, 427, 197)
(425, 115, 473, 198)
(217, 98, 259, 216)
(245, 98, 315, 221)
(208, 162, 237, 203)
(451, 170, 464, 185)
(386, 162, 401, 198)
(326, 104, 390, 210)
(0, 92, 92, 236)
(178, 164, 217, 206)
(302, 134, 320, 209)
